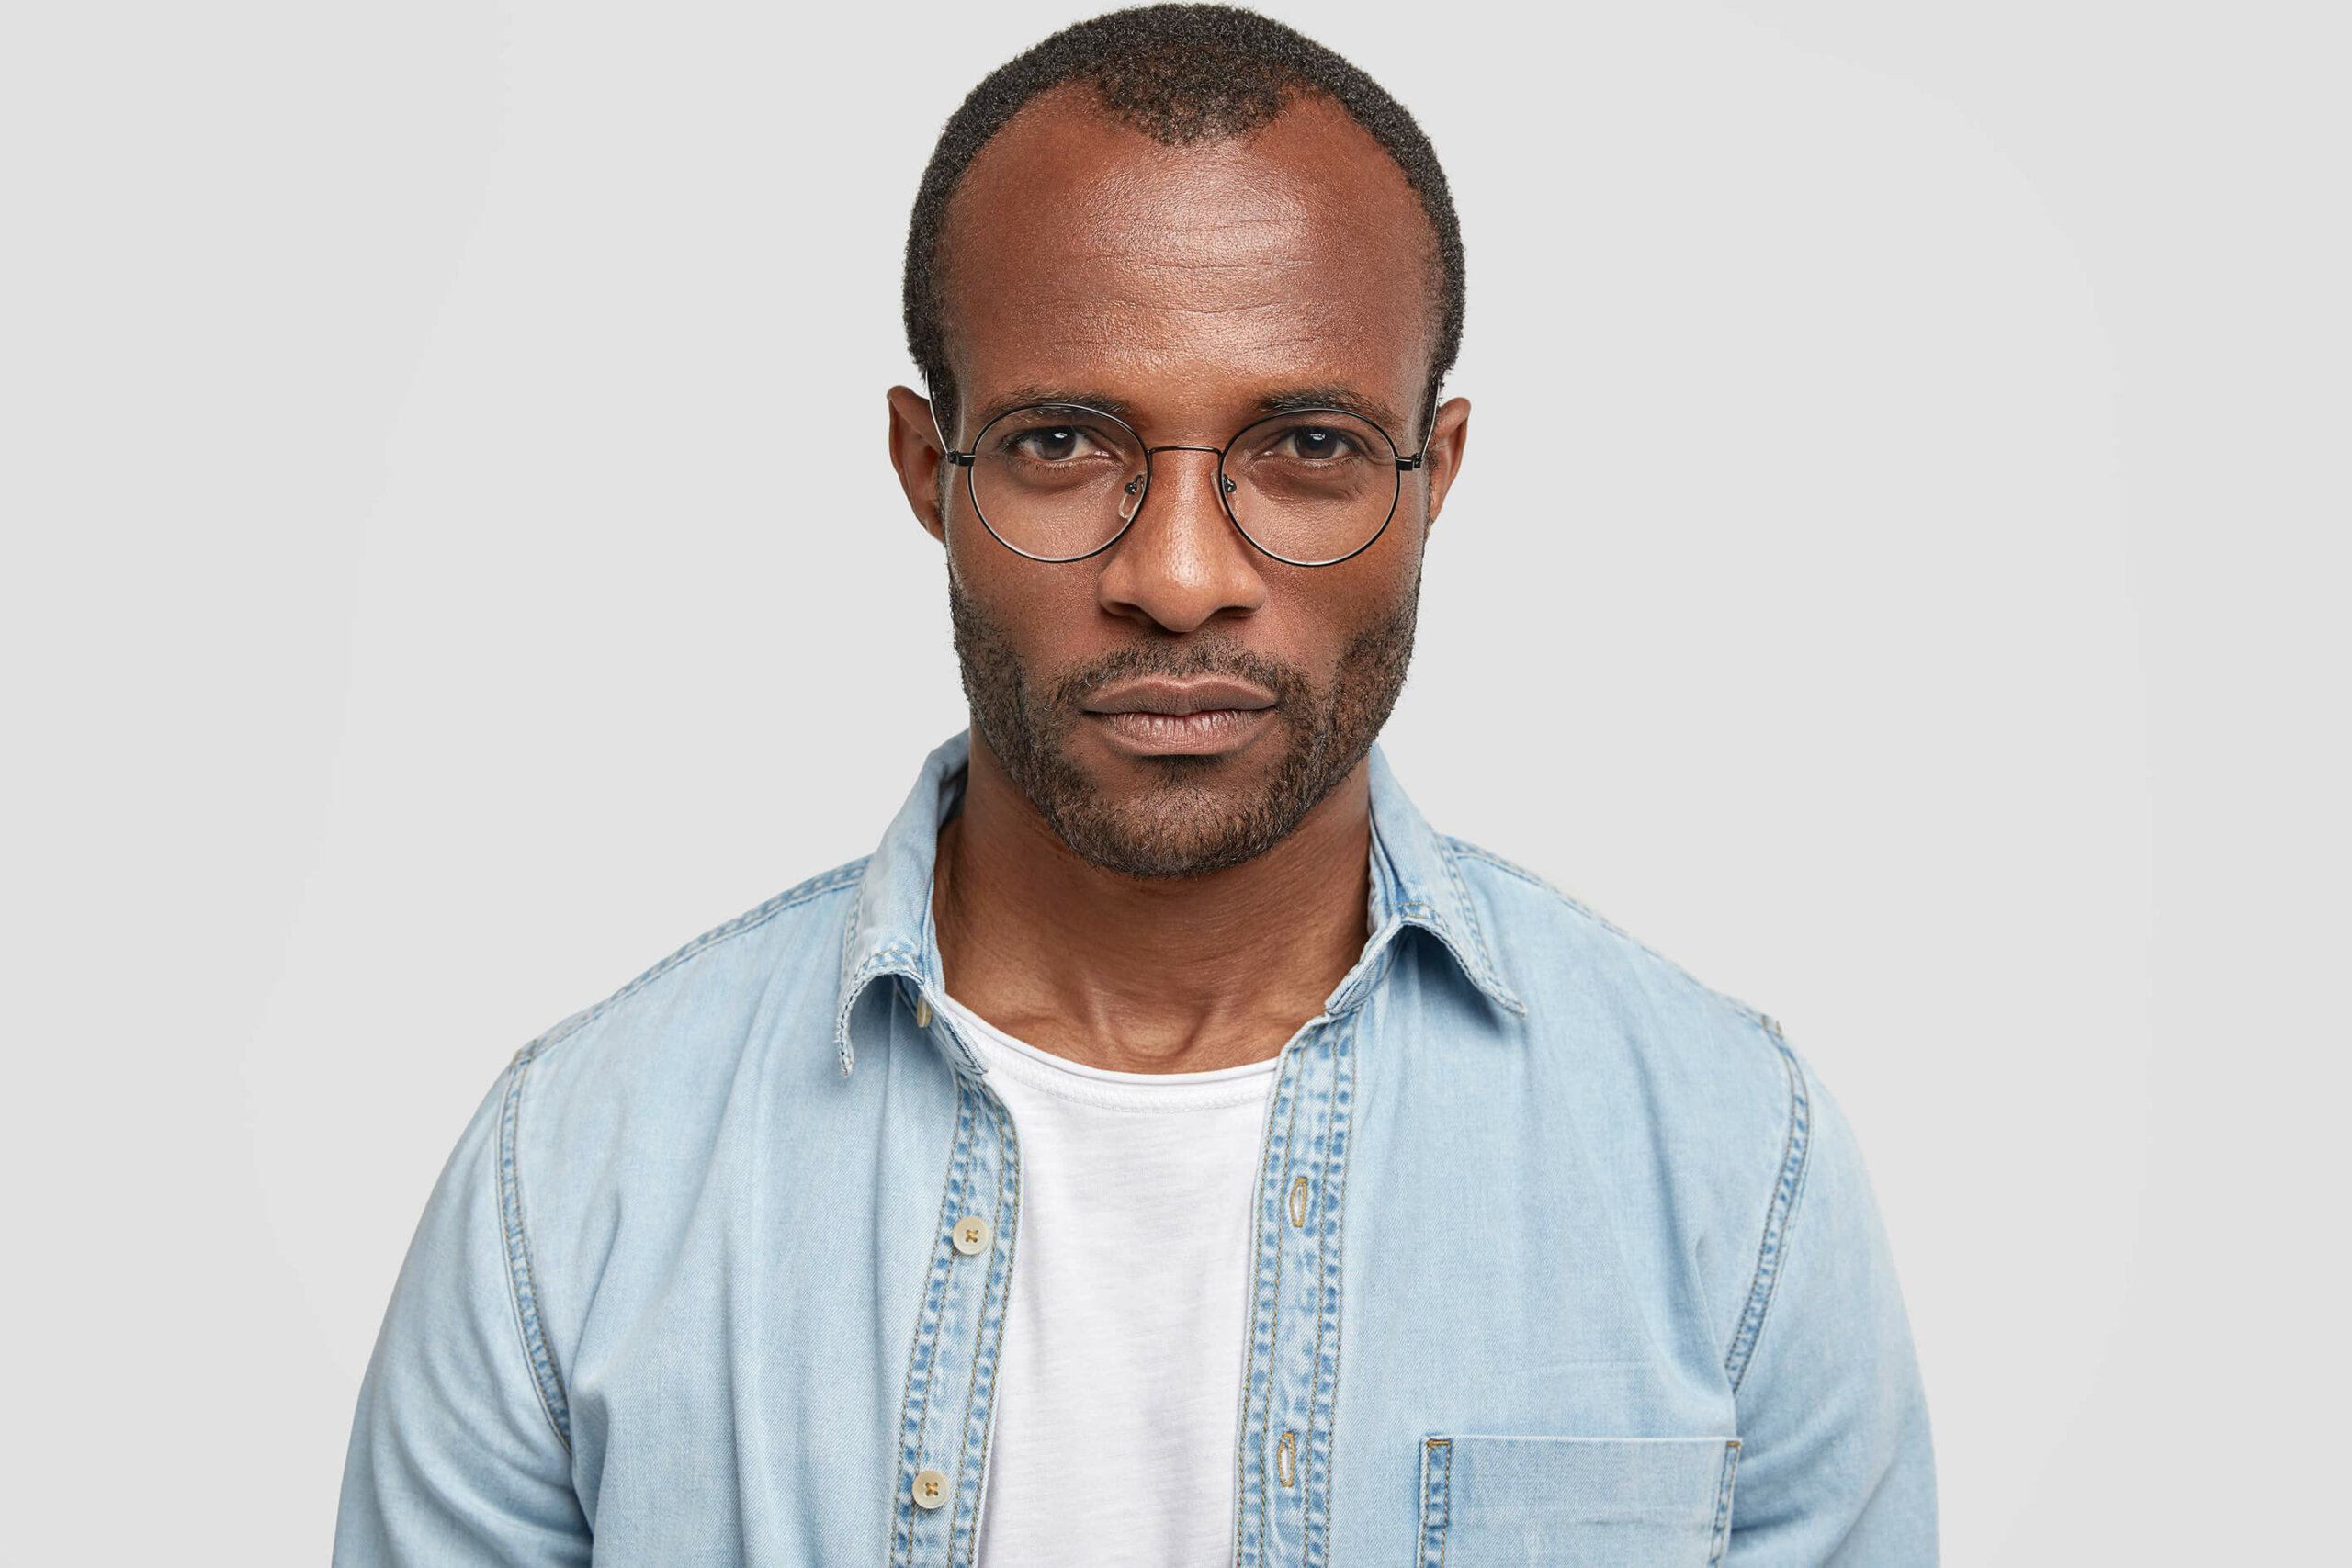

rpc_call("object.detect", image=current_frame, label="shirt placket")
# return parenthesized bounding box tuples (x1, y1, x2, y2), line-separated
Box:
(1232, 1006, 1359, 1568)
(888, 985, 1020, 1568)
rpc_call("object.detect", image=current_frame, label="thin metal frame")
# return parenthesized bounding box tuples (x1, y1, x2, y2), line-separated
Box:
(944, 401, 1427, 568)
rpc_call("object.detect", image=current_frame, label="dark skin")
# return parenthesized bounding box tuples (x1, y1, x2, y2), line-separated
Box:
(886, 87, 1471, 1072)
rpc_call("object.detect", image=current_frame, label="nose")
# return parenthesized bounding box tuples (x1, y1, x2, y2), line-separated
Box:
(1095, 447, 1269, 634)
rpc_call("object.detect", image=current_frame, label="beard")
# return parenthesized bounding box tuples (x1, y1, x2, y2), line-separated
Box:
(948, 577, 1419, 879)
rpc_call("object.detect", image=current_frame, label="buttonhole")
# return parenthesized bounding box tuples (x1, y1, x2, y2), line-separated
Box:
(1287, 1175, 1309, 1228)
(1276, 1430, 1297, 1487)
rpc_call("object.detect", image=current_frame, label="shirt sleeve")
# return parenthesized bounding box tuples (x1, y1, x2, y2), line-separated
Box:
(334, 1065, 592, 1567)
(1726, 1058, 1939, 1565)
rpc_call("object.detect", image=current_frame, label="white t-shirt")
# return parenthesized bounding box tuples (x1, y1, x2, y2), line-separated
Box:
(932, 992, 1278, 1568)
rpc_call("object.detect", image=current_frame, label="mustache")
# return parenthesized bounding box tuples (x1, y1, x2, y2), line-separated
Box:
(1046, 639, 1310, 712)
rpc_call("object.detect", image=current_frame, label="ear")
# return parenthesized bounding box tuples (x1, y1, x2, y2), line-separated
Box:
(887, 384, 950, 544)
(1418, 396, 1472, 533)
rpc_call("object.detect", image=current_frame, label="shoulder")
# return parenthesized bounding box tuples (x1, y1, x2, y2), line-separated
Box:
(502, 858, 869, 1159)
(445, 860, 872, 1431)
(1442, 835, 1792, 1090)
(1440, 838, 1816, 1348)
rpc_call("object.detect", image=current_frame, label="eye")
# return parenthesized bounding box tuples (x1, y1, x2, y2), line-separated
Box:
(1007, 423, 1108, 463)
(1274, 424, 1363, 462)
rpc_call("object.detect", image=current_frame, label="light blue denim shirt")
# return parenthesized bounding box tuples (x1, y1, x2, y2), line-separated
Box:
(337, 734, 1935, 1566)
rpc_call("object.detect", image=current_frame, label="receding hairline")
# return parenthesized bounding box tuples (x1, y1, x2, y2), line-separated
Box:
(901, 4, 1465, 439)
(928, 85, 1446, 427)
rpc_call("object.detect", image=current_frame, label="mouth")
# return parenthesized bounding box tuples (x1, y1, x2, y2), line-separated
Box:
(1080, 676, 1278, 757)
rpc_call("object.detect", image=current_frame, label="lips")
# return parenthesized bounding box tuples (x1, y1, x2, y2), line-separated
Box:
(1081, 676, 1277, 756)
(1082, 677, 1277, 716)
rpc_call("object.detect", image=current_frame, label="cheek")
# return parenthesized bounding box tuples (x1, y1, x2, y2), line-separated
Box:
(1265, 527, 1422, 649)
(947, 517, 1103, 659)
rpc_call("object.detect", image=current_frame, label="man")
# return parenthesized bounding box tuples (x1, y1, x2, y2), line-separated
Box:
(336, 6, 1935, 1564)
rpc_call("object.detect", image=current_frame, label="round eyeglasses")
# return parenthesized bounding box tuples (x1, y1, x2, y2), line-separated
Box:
(944, 402, 1427, 567)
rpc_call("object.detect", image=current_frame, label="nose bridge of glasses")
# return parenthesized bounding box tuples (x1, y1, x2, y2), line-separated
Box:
(1126, 443, 1236, 521)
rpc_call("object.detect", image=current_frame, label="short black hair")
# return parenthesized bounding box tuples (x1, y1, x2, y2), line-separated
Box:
(902, 3, 1464, 443)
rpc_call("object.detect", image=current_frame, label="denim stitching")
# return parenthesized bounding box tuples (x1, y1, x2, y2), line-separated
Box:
(834, 947, 922, 1076)
(1449, 834, 1810, 1391)
(1299, 1010, 1357, 1568)
(1707, 1438, 1744, 1564)
(1385, 897, 1523, 1017)
(840, 856, 865, 963)
(1445, 841, 1772, 1033)
(522, 861, 867, 1068)
(888, 1080, 978, 1568)
(1437, 839, 1524, 1014)
(497, 1047, 571, 1452)
(967, 1096, 1021, 1559)
(1231, 1061, 1281, 1568)
(1233, 1034, 1307, 1568)
(946, 1091, 1017, 1568)
(1724, 1023, 1811, 1393)
(945, 1106, 994, 1567)
(1367, 808, 1523, 1013)
(1416, 1438, 1451, 1568)
(1369, 815, 1413, 937)
(1321, 1021, 1361, 1561)
(1299, 1032, 1333, 1557)
(914, 1087, 978, 1516)
(902, 1085, 975, 1565)
(1257, 1035, 1306, 1557)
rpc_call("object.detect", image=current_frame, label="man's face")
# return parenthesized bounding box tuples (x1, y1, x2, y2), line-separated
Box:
(888, 87, 1470, 877)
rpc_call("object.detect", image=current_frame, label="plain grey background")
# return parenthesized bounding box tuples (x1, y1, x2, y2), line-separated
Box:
(3, 2, 2343, 1561)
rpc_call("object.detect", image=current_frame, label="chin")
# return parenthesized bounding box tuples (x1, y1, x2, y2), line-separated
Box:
(1044, 756, 1310, 880)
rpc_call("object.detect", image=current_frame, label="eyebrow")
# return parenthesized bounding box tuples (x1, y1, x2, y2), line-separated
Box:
(963, 385, 1412, 446)
(967, 388, 1138, 433)
(1256, 386, 1408, 439)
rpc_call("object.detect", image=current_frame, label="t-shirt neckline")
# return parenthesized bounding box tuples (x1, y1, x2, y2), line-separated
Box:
(931, 992, 1281, 1113)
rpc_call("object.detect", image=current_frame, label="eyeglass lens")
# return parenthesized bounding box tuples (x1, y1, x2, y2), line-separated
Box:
(965, 404, 1401, 566)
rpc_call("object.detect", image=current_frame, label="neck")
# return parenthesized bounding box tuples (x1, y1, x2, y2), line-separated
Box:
(932, 732, 1373, 1073)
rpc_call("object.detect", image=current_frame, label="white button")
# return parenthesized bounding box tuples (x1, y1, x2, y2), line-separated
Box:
(952, 1215, 991, 1256)
(912, 1468, 948, 1510)
(915, 997, 933, 1028)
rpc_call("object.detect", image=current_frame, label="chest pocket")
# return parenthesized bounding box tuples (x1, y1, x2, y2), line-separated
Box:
(1416, 1435, 1740, 1568)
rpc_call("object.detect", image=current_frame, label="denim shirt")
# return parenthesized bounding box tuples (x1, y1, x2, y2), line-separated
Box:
(336, 734, 1935, 1566)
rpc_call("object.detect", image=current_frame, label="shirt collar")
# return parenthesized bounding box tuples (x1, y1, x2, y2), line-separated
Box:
(832, 731, 1521, 1076)
(1359, 746, 1525, 1018)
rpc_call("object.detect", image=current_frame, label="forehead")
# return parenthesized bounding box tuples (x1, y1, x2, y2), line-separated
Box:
(938, 87, 1439, 429)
